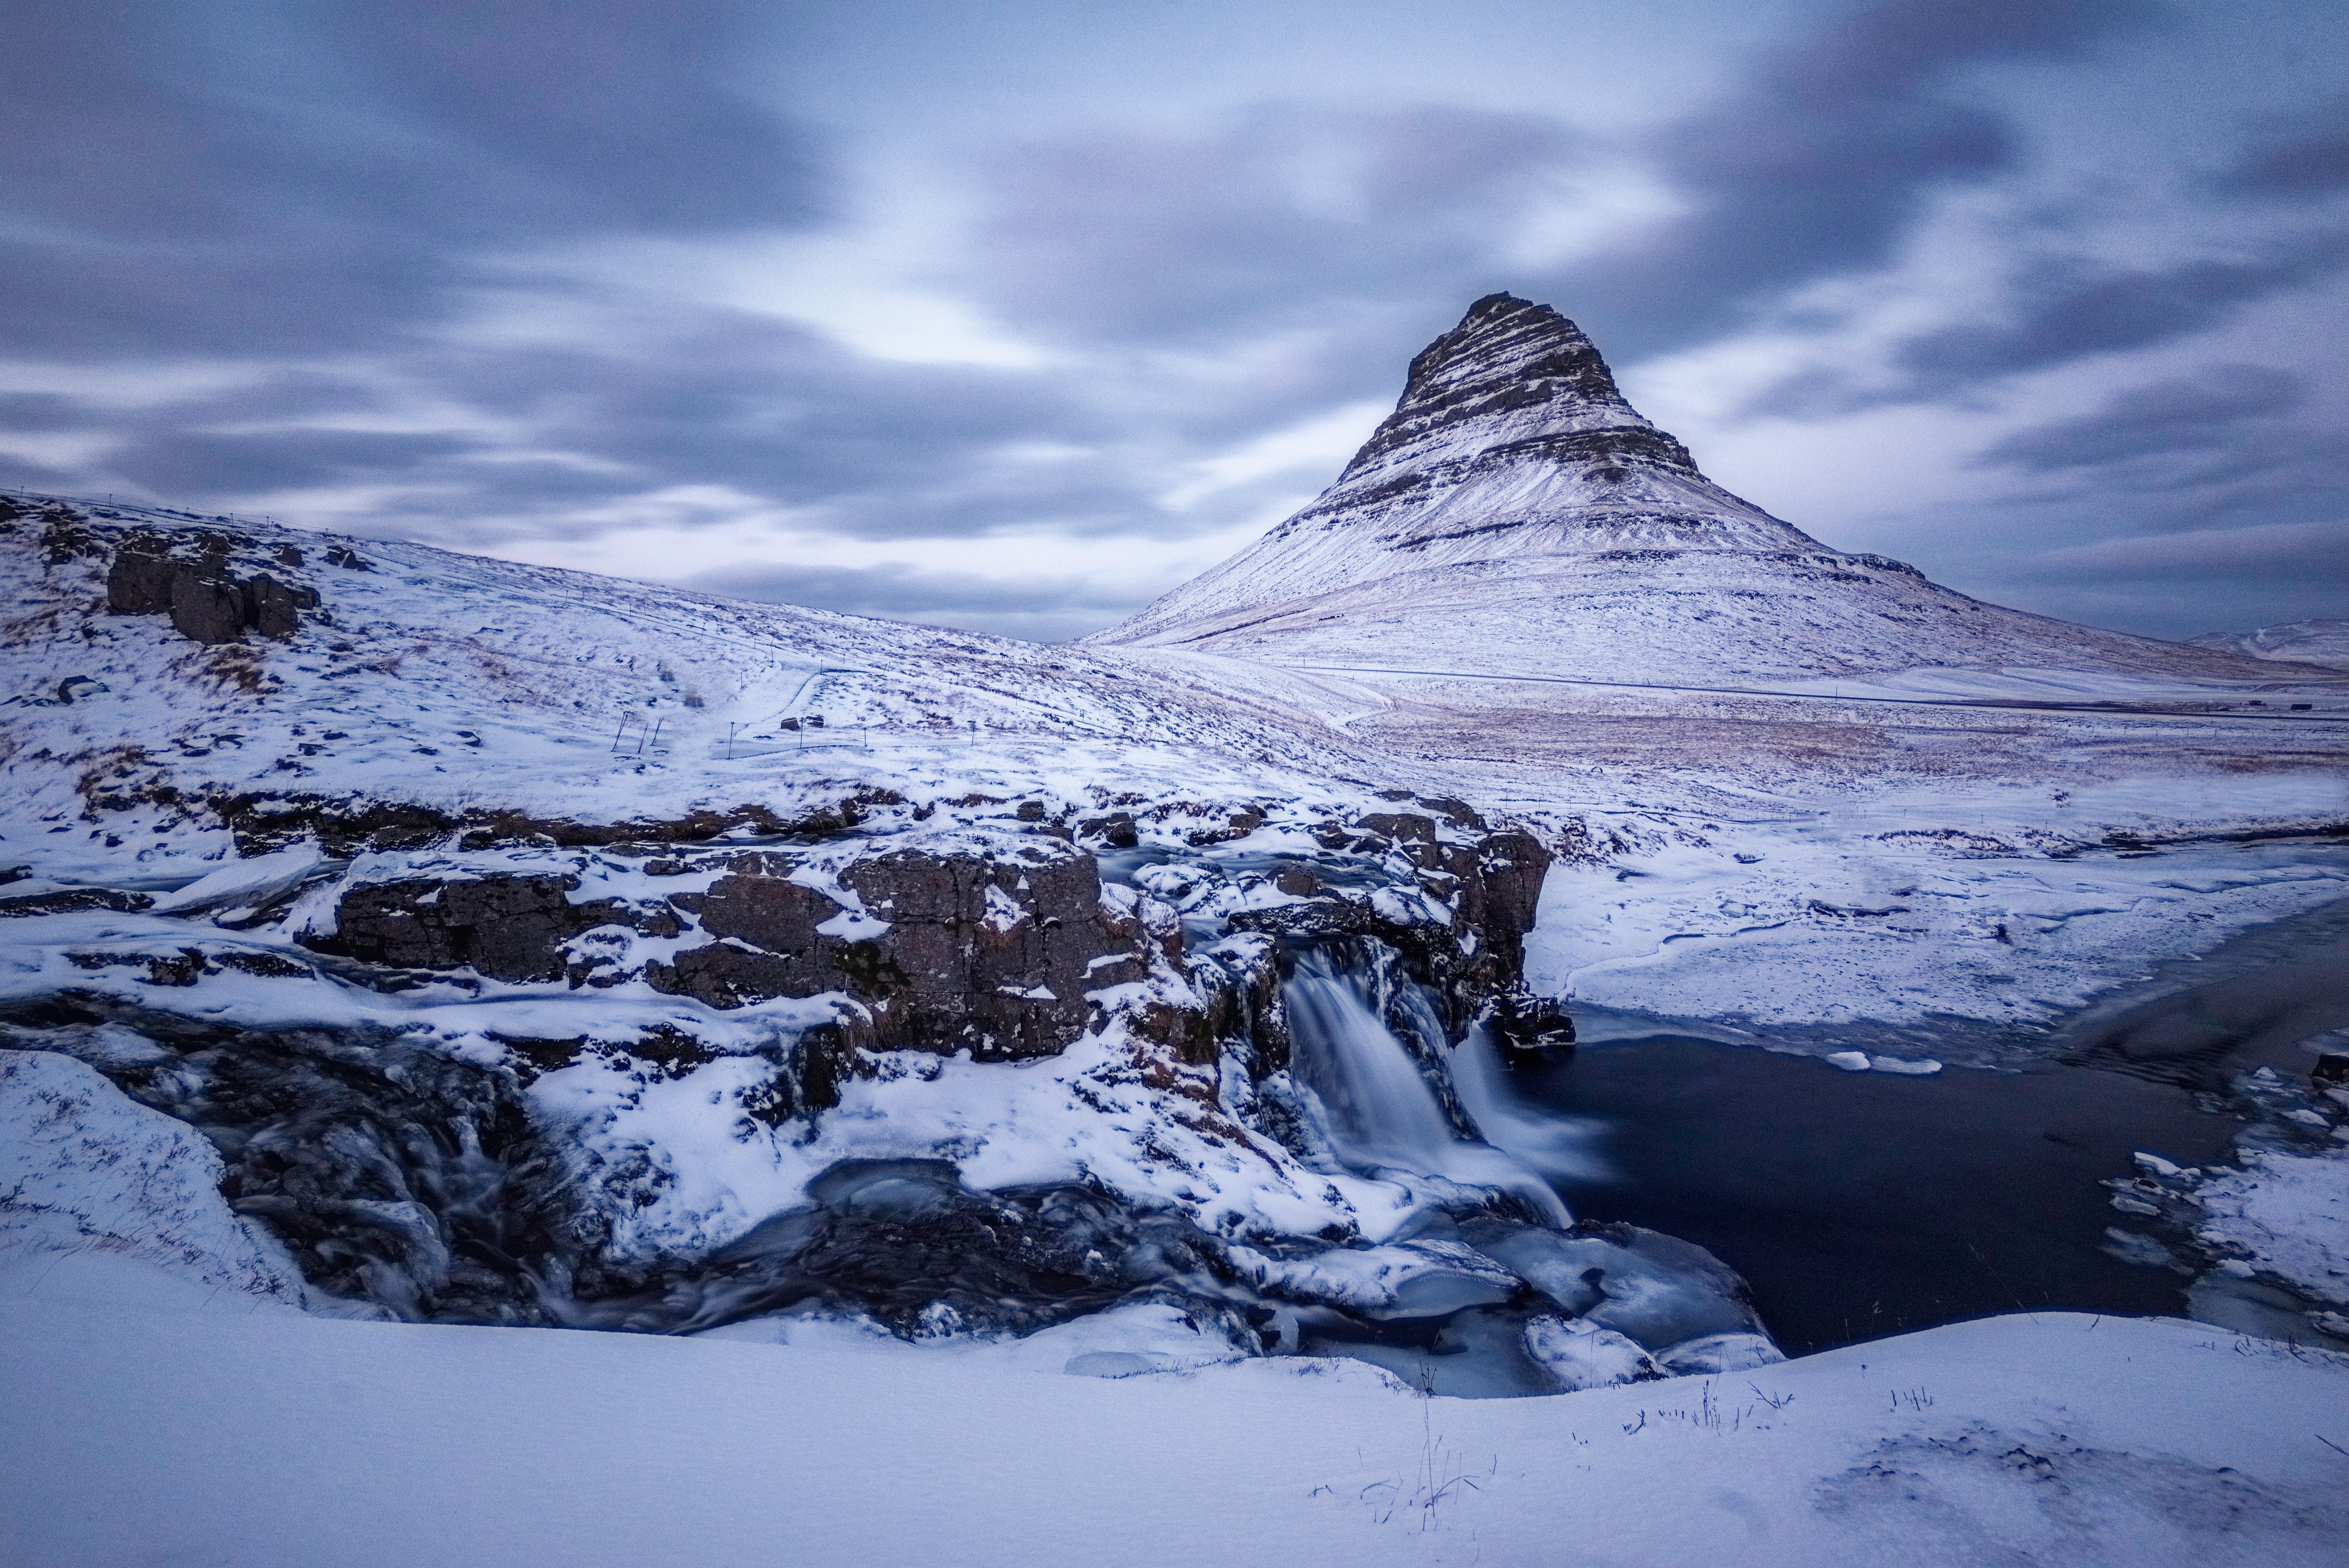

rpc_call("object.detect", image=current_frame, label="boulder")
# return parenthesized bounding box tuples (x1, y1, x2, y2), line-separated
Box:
(169, 569, 249, 644)
(1080, 812, 1139, 848)
(106, 535, 179, 612)
(644, 843, 1142, 1059)
(243, 572, 310, 639)
(107, 534, 319, 642)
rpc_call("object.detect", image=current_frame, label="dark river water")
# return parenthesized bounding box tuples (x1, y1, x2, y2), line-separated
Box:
(1514, 1040, 2240, 1355)
(1507, 893, 2349, 1356)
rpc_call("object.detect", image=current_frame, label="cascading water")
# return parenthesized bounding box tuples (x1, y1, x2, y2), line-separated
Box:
(1281, 946, 1575, 1225)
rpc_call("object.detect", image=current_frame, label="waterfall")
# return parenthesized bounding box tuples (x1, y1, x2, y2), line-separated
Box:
(1282, 947, 1572, 1224)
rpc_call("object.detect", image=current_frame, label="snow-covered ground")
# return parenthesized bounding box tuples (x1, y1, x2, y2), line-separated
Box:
(5, 1064, 2346, 1568)
(2191, 619, 2349, 672)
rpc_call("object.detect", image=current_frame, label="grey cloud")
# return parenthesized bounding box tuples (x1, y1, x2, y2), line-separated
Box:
(1894, 231, 2349, 385)
(114, 429, 482, 498)
(0, 0, 829, 358)
(695, 561, 1139, 644)
(1758, 226, 2349, 418)
(0, 394, 98, 434)
(1551, 0, 2157, 357)
(2013, 517, 2349, 583)
(1973, 364, 2307, 471)
(970, 104, 1583, 349)
(2216, 96, 2349, 195)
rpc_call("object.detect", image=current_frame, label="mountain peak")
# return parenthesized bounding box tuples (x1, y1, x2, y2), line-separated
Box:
(1343, 293, 1647, 477)
(1096, 294, 1807, 649)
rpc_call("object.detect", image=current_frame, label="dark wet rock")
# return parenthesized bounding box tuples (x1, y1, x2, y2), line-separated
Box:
(55, 675, 105, 704)
(107, 531, 320, 643)
(647, 942, 833, 1011)
(1232, 828, 1552, 1036)
(2316, 1052, 2349, 1091)
(487, 1032, 589, 1081)
(1080, 811, 1139, 848)
(642, 843, 1145, 1059)
(66, 948, 214, 985)
(332, 874, 583, 982)
(40, 508, 102, 565)
(581, 1158, 1251, 1341)
(839, 845, 1136, 1057)
(324, 545, 372, 570)
(60, 1004, 581, 1322)
(215, 950, 313, 979)
(694, 854, 842, 951)
(1420, 796, 1487, 830)
(1453, 827, 1549, 972)
(0, 887, 155, 917)
(1274, 865, 1320, 897)
(1489, 988, 1576, 1052)
(1358, 811, 1437, 845)
(1186, 805, 1268, 847)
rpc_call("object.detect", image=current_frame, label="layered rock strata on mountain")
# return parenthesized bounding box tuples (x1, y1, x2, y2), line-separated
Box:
(1094, 293, 2295, 686)
(1101, 292, 1816, 643)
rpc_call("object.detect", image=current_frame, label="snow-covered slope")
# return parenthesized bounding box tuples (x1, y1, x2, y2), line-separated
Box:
(2191, 620, 2349, 672)
(6, 1068, 2347, 1568)
(1094, 295, 2300, 690)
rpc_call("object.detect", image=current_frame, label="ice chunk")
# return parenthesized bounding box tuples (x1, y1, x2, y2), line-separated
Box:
(1867, 1055, 1941, 1075)
(1824, 1050, 1871, 1072)
(1523, 1315, 1662, 1390)
(151, 843, 325, 915)
(1470, 1222, 1771, 1351)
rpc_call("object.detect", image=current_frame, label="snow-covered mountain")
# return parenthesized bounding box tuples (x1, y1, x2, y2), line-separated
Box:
(1096, 295, 2293, 689)
(2190, 619, 2349, 671)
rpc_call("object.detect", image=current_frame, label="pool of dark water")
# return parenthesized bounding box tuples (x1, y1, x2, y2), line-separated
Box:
(1505, 892, 2349, 1357)
(1510, 1041, 2243, 1355)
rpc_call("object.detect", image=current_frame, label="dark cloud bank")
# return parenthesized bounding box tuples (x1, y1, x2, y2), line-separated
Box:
(2, 0, 2344, 643)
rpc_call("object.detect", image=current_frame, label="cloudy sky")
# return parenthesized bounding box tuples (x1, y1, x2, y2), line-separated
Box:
(5, 0, 2346, 642)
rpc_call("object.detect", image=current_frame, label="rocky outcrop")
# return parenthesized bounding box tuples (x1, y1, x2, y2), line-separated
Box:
(652, 843, 1145, 1059)
(108, 531, 319, 643)
(219, 791, 904, 857)
(1227, 818, 1553, 1042)
(322, 839, 1150, 1061)
(334, 874, 594, 983)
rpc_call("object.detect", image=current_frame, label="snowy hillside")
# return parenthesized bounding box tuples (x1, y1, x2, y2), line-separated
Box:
(1096, 295, 2309, 691)
(2191, 619, 2349, 671)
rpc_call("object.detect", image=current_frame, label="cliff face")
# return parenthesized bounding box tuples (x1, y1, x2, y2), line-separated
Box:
(1093, 295, 2291, 687)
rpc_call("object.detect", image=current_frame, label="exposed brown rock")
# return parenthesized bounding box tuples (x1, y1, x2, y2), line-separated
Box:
(334, 874, 584, 981)
(107, 535, 179, 612)
(170, 568, 248, 644)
